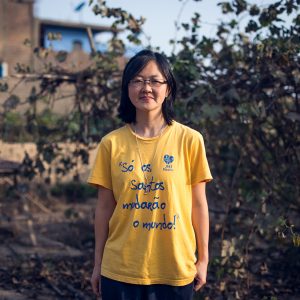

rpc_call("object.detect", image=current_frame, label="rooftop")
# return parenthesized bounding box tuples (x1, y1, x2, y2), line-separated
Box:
(36, 18, 119, 33)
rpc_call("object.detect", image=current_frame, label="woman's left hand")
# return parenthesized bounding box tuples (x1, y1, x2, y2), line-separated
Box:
(194, 260, 208, 291)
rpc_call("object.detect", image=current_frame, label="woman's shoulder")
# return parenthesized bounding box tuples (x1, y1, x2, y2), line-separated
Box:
(100, 125, 128, 143)
(103, 125, 127, 137)
(173, 121, 203, 139)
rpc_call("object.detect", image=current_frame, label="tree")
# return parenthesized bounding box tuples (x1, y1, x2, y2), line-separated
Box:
(0, 0, 299, 298)
(170, 1, 300, 298)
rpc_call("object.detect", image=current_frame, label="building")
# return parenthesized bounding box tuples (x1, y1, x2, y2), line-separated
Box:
(0, 0, 117, 77)
(0, 0, 127, 116)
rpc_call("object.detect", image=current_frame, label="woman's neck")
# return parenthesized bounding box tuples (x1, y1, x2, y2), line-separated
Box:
(133, 113, 167, 138)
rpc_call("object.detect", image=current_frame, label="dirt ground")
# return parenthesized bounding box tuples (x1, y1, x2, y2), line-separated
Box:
(0, 183, 96, 300)
(0, 181, 299, 300)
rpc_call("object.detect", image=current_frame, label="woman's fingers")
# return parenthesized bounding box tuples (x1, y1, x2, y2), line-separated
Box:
(91, 279, 98, 295)
(193, 277, 205, 291)
(91, 274, 100, 296)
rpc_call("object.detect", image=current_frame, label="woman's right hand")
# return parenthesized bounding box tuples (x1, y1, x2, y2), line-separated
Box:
(91, 265, 101, 297)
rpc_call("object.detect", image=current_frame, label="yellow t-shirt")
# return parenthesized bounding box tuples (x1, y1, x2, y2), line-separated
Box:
(87, 121, 212, 286)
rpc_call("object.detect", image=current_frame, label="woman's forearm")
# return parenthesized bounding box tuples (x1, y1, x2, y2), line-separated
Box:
(94, 187, 116, 267)
(192, 182, 209, 263)
(192, 205, 209, 262)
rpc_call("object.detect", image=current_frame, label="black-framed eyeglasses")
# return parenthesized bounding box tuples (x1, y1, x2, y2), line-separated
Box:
(129, 78, 167, 88)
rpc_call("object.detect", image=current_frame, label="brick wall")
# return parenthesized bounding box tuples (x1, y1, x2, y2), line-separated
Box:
(0, 0, 35, 75)
(0, 140, 98, 183)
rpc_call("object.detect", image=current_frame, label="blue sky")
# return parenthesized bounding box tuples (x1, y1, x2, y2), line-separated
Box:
(34, 0, 226, 54)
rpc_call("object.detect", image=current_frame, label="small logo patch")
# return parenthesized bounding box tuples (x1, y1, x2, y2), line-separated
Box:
(163, 155, 174, 164)
(163, 154, 174, 171)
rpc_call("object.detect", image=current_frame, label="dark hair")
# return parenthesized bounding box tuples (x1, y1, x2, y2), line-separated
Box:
(118, 49, 177, 125)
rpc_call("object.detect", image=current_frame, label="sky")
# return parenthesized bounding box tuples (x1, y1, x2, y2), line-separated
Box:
(34, 0, 226, 55)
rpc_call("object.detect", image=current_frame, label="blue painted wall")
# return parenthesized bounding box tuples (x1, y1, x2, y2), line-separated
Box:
(42, 25, 107, 52)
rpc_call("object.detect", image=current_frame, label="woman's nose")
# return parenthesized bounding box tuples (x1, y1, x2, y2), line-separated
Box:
(141, 81, 152, 91)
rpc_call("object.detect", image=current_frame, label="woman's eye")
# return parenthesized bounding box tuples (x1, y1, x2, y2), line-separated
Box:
(134, 80, 143, 84)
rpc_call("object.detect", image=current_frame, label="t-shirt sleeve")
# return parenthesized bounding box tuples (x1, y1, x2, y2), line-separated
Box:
(189, 132, 213, 185)
(87, 138, 112, 190)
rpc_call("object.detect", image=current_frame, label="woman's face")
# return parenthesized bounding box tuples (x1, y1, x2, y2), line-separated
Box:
(128, 60, 169, 115)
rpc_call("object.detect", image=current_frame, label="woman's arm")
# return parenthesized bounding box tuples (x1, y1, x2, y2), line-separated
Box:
(91, 186, 116, 296)
(192, 182, 209, 291)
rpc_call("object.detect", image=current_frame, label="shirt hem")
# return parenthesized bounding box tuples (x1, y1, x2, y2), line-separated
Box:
(191, 176, 213, 185)
(87, 177, 112, 190)
(101, 269, 195, 286)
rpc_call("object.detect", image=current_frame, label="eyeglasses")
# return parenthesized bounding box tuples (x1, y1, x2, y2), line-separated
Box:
(129, 78, 167, 88)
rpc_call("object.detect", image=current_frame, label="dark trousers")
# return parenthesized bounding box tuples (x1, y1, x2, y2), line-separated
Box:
(101, 276, 194, 300)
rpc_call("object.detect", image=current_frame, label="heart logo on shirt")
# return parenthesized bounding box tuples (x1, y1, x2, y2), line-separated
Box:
(163, 155, 174, 165)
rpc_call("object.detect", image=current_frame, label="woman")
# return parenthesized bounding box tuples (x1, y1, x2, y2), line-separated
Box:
(88, 49, 212, 300)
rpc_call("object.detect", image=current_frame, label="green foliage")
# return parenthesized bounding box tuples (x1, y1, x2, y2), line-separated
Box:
(3, 111, 22, 126)
(0, 82, 9, 92)
(50, 181, 97, 202)
(3, 94, 20, 110)
(170, 1, 300, 298)
(1, 111, 31, 142)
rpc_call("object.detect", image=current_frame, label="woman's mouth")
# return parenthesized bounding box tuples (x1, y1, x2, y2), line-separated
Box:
(140, 96, 154, 102)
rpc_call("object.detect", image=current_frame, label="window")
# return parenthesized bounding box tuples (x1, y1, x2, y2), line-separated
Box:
(0, 62, 8, 78)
